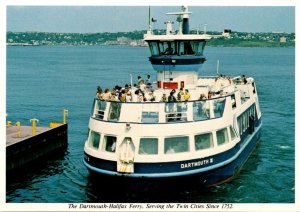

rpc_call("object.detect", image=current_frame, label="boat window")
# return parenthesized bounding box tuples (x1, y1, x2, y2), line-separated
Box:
(108, 102, 121, 121)
(231, 94, 236, 109)
(213, 97, 226, 118)
(142, 112, 159, 123)
(194, 132, 213, 150)
(216, 128, 229, 145)
(165, 102, 188, 122)
(196, 41, 206, 56)
(193, 101, 210, 121)
(164, 136, 189, 154)
(230, 126, 237, 140)
(139, 138, 158, 155)
(141, 103, 159, 123)
(178, 41, 205, 56)
(148, 42, 159, 56)
(178, 41, 194, 55)
(243, 114, 247, 132)
(103, 135, 116, 153)
(158, 41, 176, 55)
(95, 100, 106, 120)
(238, 117, 243, 135)
(240, 90, 250, 104)
(89, 130, 100, 150)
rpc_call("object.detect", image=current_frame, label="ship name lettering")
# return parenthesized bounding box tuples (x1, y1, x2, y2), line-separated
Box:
(180, 158, 213, 169)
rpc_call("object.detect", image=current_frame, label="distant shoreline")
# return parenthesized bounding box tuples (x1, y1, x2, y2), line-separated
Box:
(6, 43, 295, 48)
(7, 31, 295, 48)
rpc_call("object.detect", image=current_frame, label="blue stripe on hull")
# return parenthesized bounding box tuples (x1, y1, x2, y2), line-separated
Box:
(84, 122, 262, 186)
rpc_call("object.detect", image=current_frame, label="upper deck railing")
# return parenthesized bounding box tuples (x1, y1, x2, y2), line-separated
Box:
(91, 95, 231, 124)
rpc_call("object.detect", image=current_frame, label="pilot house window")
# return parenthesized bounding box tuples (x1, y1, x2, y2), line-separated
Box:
(147, 40, 206, 56)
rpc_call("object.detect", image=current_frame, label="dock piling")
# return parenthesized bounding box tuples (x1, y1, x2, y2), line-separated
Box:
(30, 118, 39, 136)
(15, 121, 22, 137)
(63, 109, 68, 124)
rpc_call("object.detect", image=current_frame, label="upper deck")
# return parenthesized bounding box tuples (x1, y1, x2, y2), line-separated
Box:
(91, 75, 259, 125)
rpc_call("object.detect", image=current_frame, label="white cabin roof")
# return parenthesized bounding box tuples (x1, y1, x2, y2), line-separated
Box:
(144, 34, 210, 41)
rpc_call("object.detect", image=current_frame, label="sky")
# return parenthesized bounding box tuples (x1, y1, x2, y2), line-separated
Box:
(6, 6, 295, 33)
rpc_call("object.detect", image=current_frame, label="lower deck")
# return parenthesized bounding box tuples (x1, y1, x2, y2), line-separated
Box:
(84, 120, 262, 184)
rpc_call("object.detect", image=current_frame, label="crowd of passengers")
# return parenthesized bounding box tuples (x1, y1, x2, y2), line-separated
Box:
(95, 75, 192, 103)
(95, 74, 249, 103)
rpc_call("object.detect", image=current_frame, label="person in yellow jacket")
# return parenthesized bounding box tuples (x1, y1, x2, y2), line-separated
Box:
(183, 89, 191, 101)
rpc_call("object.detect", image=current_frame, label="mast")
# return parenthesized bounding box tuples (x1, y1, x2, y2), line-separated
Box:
(147, 6, 152, 35)
(182, 6, 190, 34)
(166, 5, 192, 35)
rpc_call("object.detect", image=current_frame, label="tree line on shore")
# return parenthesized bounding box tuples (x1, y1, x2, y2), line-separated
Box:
(6, 30, 295, 47)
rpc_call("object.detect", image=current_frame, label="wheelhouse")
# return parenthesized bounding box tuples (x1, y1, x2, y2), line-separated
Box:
(147, 39, 206, 56)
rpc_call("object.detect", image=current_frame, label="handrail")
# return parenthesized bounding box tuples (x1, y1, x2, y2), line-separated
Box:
(91, 95, 229, 124)
(93, 92, 231, 105)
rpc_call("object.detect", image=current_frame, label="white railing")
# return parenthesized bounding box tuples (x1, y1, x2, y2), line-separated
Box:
(91, 95, 230, 124)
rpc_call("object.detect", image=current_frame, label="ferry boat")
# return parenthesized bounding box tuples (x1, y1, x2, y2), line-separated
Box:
(83, 6, 262, 186)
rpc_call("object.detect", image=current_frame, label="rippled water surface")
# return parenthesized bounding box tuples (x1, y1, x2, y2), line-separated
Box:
(6, 46, 295, 203)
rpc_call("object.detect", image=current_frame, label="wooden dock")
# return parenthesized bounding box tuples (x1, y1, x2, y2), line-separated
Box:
(6, 123, 68, 171)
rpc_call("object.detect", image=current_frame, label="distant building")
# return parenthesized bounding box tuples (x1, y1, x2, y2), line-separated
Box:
(222, 29, 231, 38)
(117, 37, 131, 44)
(279, 37, 287, 43)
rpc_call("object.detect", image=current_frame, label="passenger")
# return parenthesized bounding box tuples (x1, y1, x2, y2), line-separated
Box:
(124, 87, 129, 95)
(199, 93, 207, 100)
(96, 86, 103, 99)
(183, 89, 191, 101)
(102, 88, 111, 100)
(126, 91, 132, 102)
(148, 90, 156, 102)
(160, 93, 167, 102)
(145, 74, 151, 85)
(110, 91, 118, 101)
(139, 80, 146, 92)
(241, 75, 247, 84)
(137, 76, 143, 86)
(114, 85, 121, 99)
(166, 145, 175, 154)
(177, 88, 184, 101)
(137, 90, 144, 102)
(167, 91, 177, 121)
(176, 88, 184, 120)
(164, 42, 174, 55)
(120, 89, 126, 102)
(168, 91, 177, 102)
(132, 90, 139, 102)
(143, 93, 147, 102)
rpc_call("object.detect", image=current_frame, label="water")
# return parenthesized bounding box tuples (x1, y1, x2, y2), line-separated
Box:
(6, 45, 295, 203)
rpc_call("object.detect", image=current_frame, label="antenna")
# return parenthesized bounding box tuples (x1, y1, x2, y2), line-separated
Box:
(147, 6, 152, 35)
(166, 6, 192, 35)
(148, 6, 151, 30)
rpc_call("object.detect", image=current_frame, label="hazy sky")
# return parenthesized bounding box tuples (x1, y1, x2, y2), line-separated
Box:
(6, 6, 295, 33)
